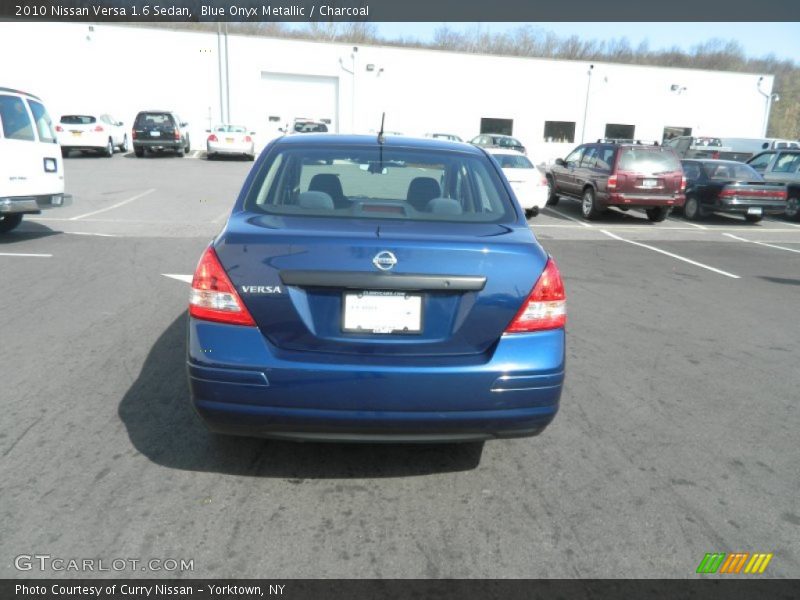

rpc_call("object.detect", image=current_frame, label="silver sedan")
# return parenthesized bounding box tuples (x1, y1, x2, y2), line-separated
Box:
(206, 125, 255, 160)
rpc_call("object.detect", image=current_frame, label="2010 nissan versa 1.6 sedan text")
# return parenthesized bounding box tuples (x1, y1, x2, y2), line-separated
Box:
(187, 134, 566, 442)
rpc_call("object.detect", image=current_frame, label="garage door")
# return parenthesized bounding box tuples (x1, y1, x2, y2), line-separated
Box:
(260, 72, 339, 133)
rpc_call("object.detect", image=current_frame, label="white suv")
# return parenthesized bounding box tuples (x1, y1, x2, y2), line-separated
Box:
(0, 87, 71, 233)
(56, 113, 128, 157)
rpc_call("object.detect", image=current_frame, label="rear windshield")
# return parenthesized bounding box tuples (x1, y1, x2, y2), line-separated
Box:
(702, 162, 763, 181)
(245, 145, 515, 223)
(29, 100, 56, 143)
(493, 154, 533, 169)
(0, 94, 35, 141)
(294, 122, 328, 133)
(617, 148, 681, 173)
(496, 137, 522, 148)
(214, 125, 247, 133)
(60, 115, 96, 124)
(135, 113, 175, 127)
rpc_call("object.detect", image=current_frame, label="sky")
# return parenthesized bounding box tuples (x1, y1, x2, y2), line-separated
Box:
(358, 22, 800, 62)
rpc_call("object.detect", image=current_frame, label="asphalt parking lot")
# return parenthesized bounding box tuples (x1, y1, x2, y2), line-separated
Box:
(2, 152, 799, 578)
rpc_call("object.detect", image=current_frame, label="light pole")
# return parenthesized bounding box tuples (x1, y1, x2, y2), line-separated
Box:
(757, 76, 780, 137)
(580, 64, 594, 143)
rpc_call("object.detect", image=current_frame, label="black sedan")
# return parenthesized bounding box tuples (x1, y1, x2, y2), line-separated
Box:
(681, 159, 788, 223)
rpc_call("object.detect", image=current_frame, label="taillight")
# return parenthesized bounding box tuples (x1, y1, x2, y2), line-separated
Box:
(189, 247, 255, 326)
(245, 135, 252, 143)
(607, 174, 617, 190)
(208, 134, 218, 142)
(94, 125, 104, 132)
(55, 125, 63, 132)
(505, 258, 566, 333)
(174, 130, 181, 140)
(680, 176, 687, 192)
(711, 151, 720, 159)
(132, 130, 138, 139)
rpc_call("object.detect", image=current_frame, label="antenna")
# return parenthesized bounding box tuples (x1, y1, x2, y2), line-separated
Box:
(378, 112, 385, 144)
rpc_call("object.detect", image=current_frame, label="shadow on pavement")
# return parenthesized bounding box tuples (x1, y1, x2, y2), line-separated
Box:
(1, 219, 62, 244)
(118, 312, 485, 478)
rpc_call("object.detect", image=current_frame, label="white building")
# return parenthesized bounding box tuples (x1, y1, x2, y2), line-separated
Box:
(0, 23, 775, 161)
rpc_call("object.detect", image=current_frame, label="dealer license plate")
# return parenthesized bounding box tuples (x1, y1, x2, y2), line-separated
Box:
(747, 207, 763, 216)
(151, 130, 161, 137)
(343, 291, 422, 334)
(641, 178, 658, 188)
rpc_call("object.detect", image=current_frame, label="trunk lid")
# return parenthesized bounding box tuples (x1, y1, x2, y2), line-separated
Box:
(215, 214, 547, 357)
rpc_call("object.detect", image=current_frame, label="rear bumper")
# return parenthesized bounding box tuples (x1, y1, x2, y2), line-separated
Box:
(134, 140, 183, 150)
(207, 143, 254, 156)
(716, 198, 787, 215)
(0, 193, 72, 214)
(606, 193, 685, 209)
(187, 318, 564, 441)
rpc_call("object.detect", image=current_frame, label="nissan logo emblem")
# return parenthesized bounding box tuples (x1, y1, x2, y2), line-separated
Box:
(373, 251, 397, 271)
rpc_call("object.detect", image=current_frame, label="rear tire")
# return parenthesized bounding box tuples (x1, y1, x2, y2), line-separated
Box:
(683, 196, 703, 221)
(546, 175, 559, 205)
(134, 146, 144, 158)
(786, 196, 800, 221)
(745, 214, 763, 223)
(119, 135, 129, 152)
(0, 214, 23, 234)
(646, 207, 670, 222)
(104, 138, 114, 157)
(61, 148, 70, 158)
(581, 187, 602, 220)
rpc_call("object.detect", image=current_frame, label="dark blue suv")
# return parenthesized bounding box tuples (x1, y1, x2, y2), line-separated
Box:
(187, 135, 566, 442)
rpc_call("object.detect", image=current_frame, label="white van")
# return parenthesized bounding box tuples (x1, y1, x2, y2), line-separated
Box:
(0, 87, 71, 233)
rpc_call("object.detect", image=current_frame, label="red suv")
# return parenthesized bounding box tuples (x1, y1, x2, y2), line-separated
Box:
(547, 141, 686, 221)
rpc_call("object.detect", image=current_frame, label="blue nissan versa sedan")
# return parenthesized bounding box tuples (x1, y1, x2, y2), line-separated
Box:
(187, 134, 566, 442)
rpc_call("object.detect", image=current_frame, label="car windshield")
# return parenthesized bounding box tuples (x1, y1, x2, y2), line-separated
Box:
(617, 148, 681, 172)
(245, 145, 515, 223)
(61, 115, 96, 124)
(294, 122, 328, 133)
(215, 125, 247, 133)
(497, 137, 522, 148)
(703, 162, 763, 181)
(135, 113, 174, 127)
(494, 154, 533, 168)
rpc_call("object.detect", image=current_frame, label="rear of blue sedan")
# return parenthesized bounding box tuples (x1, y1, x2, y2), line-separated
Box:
(187, 135, 566, 442)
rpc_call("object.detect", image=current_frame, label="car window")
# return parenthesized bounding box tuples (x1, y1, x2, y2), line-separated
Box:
(773, 153, 800, 174)
(564, 147, 584, 167)
(135, 113, 174, 128)
(681, 162, 702, 179)
(702, 163, 762, 181)
(493, 154, 533, 169)
(747, 152, 775, 172)
(27, 99, 56, 143)
(617, 148, 681, 172)
(247, 146, 515, 223)
(61, 115, 96, 125)
(497, 137, 521, 148)
(0, 94, 36, 141)
(580, 146, 597, 168)
(596, 147, 615, 170)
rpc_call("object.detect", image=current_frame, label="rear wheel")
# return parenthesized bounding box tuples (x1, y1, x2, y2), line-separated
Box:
(646, 207, 670, 222)
(683, 196, 703, 221)
(134, 146, 144, 158)
(546, 175, 559, 205)
(581, 188, 601, 220)
(104, 138, 114, 157)
(786, 196, 800, 221)
(119, 135, 129, 152)
(61, 148, 70, 158)
(745, 214, 763, 223)
(0, 214, 23, 234)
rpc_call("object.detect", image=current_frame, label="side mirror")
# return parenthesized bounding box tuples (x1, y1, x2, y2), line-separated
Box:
(555, 158, 566, 167)
(205, 129, 211, 133)
(181, 122, 189, 128)
(116, 121, 124, 127)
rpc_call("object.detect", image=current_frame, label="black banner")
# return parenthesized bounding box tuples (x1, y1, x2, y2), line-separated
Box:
(3, 579, 800, 600)
(3, 0, 800, 22)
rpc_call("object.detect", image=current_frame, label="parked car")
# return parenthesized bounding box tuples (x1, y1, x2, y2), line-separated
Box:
(291, 119, 329, 134)
(746, 149, 800, 220)
(0, 87, 71, 233)
(680, 159, 787, 223)
(56, 113, 127, 157)
(488, 148, 548, 218)
(425, 133, 463, 142)
(131, 110, 191, 157)
(187, 134, 566, 442)
(206, 124, 255, 160)
(665, 136, 755, 162)
(470, 134, 526, 154)
(547, 141, 685, 221)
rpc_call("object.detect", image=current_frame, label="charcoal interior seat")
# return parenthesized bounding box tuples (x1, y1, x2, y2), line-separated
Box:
(406, 177, 441, 212)
(309, 174, 350, 209)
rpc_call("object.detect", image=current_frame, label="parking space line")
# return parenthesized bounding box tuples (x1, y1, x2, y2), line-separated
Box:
(724, 233, 800, 254)
(600, 229, 740, 279)
(542, 206, 593, 228)
(213, 210, 231, 223)
(668, 216, 707, 230)
(0, 252, 52, 258)
(69, 188, 156, 220)
(65, 232, 117, 237)
(162, 273, 193, 283)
